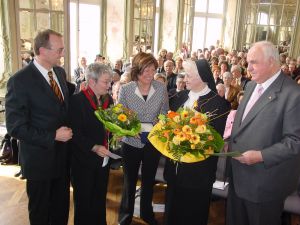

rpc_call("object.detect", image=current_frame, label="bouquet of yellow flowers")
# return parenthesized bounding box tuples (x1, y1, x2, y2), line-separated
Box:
(95, 103, 141, 149)
(148, 107, 225, 163)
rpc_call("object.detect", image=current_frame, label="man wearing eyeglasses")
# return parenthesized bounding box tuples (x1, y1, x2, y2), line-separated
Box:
(5, 29, 72, 225)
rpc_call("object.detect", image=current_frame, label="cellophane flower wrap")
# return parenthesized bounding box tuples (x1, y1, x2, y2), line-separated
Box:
(148, 107, 224, 163)
(95, 103, 141, 149)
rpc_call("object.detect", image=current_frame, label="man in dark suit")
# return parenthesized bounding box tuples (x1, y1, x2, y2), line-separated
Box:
(163, 60, 177, 92)
(5, 29, 73, 225)
(227, 41, 300, 225)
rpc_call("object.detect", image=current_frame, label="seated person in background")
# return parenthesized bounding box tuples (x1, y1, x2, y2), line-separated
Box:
(119, 71, 131, 85)
(281, 63, 290, 76)
(168, 73, 186, 97)
(223, 71, 241, 110)
(231, 65, 250, 90)
(213, 66, 223, 85)
(74, 56, 87, 93)
(111, 81, 121, 104)
(114, 59, 124, 75)
(173, 57, 185, 74)
(223, 91, 244, 141)
(156, 55, 165, 73)
(219, 60, 230, 79)
(216, 83, 226, 98)
(166, 51, 175, 65)
(154, 73, 167, 85)
(158, 48, 167, 60)
(289, 59, 300, 79)
(164, 60, 177, 91)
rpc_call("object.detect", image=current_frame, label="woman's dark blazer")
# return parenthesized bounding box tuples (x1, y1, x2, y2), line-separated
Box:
(68, 92, 114, 169)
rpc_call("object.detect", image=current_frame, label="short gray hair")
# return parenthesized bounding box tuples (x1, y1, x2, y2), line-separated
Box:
(252, 41, 280, 64)
(85, 63, 112, 82)
(231, 65, 241, 73)
(223, 71, 233, 79)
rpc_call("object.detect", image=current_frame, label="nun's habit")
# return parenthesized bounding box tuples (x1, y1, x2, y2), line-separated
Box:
(164, 59, 231, 225)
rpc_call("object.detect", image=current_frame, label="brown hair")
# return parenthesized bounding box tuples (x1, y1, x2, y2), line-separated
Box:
(33, 29, 63, 55)
(130, 52, 158, 81)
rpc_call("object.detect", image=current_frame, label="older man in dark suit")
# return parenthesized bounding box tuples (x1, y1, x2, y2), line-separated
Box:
(5, 29, 73, 225)
(227, 41, 300, 225)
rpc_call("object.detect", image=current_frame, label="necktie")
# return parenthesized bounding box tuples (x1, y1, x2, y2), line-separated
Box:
(48, 71, 64, 102)
(242, 84, 264, 121)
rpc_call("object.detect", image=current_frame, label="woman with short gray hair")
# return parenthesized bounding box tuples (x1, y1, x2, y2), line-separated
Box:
(69, 62, 114, 225)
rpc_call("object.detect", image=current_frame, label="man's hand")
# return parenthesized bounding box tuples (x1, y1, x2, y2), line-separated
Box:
(55, 126, 73, 142)
(92, 145, 110, 158)
(233, 150, 263, 165)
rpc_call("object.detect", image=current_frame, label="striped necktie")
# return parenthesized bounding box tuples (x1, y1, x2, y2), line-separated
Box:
(48, 71, 63, 102)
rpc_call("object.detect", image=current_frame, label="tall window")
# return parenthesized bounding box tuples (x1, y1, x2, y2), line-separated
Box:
(133, 0, 155, 54)
(243, 0, 298, 52)
(191, 0, 224, 51)
(69, 0, 101, 77)
(18, 0, 65, 67)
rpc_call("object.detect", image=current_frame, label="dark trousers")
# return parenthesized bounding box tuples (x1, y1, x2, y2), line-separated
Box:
(26, 177, 70, 225)
(226, 182, 284, 225)
(164, 183, 213, 225)
(71, 163, 109, 225)
(118, 142, 160, 225)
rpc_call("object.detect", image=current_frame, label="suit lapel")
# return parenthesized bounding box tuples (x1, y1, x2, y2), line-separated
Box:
(31, 63, 67, 105)
(134, 82, 155, 102)
(31, 63, 60, 103)
(231, 74, 284, 138)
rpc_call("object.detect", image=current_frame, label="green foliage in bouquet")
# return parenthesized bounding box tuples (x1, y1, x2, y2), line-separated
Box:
(95, 104, 141, 149)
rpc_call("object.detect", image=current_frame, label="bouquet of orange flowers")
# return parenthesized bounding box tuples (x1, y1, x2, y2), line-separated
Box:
(148, 107, 225, 162)
(95, 103, 141, 149)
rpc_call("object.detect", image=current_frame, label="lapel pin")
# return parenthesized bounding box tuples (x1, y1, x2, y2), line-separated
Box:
(268, 96, 272, 100)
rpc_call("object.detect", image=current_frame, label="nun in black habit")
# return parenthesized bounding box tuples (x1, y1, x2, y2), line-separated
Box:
(163, 59, 231, 225)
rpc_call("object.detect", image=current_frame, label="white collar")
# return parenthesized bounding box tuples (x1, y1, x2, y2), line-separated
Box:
(184, 85, 211, 109)
(189, 84, 211, 98)
(259, 69, 281, 91)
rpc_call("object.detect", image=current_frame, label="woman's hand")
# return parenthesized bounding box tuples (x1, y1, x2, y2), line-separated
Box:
(92, 145, 110, 158)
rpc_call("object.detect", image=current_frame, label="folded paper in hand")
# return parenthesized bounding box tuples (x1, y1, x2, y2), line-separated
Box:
(213, 180, 229, 190)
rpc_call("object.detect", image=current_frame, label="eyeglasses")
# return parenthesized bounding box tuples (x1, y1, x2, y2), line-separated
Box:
(98, 80, 111, 86)
(46, 47, 65, 54)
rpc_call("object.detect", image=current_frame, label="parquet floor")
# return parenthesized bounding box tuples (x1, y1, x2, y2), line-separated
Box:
(0, 164, 226, 225)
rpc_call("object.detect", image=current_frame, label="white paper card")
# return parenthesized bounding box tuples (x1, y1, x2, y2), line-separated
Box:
(102, 156, 109, 167)
(213, 180, 229, 190)
(108, 151, 122, 159)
